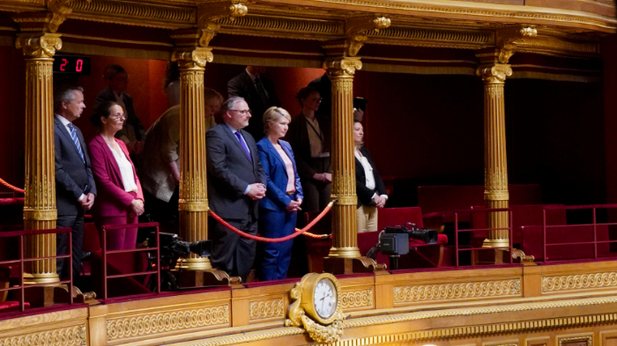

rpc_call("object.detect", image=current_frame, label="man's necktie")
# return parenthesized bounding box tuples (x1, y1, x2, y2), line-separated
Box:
(234, 131, 252, 162)
(255, 76, 269, 105)
(68, 123, 85, 163)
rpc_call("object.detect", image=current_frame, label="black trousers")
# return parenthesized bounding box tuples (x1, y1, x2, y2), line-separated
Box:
(209, 216, 257, 283)
(56, 212, 85, 280)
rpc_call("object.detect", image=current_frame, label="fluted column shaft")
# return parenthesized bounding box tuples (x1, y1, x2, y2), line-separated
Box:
(172, 47, 213, 270)
(16, 33, 62, 284)
(476, 64, 512, 248)
(325, 57, 362, 258)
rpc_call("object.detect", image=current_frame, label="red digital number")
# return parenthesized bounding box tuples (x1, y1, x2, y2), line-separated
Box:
(60, 58, 68, 72)
(76, 59, 83, 72)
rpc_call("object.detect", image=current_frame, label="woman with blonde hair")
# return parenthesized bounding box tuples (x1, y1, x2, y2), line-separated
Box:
(256, 106, 303, 281)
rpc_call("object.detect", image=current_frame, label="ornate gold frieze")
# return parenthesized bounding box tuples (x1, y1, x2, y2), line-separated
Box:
(168, 297, 617, 346)
(367, 25, 493, 48)
(542, 272, 617, 293)
(249, 299, 285, 321)
(0, 325, 86, 346)
(285, 0, 616, 32)
(340, 289, 373, 309)
(106, 305, 230, 341)
(69, 0, 195, 29)
(217, 15, 342, 37)
(394, 279, 521, 304)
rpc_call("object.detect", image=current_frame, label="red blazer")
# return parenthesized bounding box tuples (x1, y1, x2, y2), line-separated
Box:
(88, 135, 144, 218)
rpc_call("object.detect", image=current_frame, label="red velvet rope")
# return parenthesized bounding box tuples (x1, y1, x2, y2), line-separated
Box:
(0, 177, 24, 194)
(209, 201, 333, 242)
(0, 175, 332, 243)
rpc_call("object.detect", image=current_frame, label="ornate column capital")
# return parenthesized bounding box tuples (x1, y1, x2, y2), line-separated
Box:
(171, 47, 214, 70)
(196, 0, 248, 47)
(324, 56, 362, 78)
(476, 64, 512, 84)
(15, 33, 62, 58)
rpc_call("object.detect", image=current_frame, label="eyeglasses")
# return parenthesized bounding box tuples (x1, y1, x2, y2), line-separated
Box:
(110, 114, 126, 120)
(230, 109, 252, 115)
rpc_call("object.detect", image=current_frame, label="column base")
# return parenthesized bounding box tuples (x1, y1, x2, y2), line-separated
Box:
(23, 272, 59, 285)
(175, 257, 213, 271)
(327, 246, 362, 258)
(175, 268, 242, 288)
(482, 238, 510, 248)
(324, 256, 387, 275)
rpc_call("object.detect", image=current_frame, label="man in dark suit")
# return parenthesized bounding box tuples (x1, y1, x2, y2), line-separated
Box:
(94, 64, 145, 154)
(54, 85, 97, 279)
(227, 66, 281, 141)
(206, 96, 267, 283)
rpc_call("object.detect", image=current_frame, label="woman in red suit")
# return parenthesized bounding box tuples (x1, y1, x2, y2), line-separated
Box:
(89, 101, 145, 250)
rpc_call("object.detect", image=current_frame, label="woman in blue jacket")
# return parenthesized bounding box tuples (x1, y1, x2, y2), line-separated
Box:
(256, 106, 303, 281)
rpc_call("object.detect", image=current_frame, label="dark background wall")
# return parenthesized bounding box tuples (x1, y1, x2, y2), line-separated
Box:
(0, 44, 610, 208)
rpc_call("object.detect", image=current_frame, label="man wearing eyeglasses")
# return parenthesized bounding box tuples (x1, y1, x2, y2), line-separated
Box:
(206, 97, 267, 283)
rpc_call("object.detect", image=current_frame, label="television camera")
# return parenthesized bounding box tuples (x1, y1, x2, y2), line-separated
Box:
(366, 223, 438, 270)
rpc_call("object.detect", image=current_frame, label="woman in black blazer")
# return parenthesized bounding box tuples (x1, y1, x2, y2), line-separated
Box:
(354, 120, 388, 232)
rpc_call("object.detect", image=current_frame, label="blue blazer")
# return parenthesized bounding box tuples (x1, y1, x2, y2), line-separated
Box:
(256, 138, 303, 212)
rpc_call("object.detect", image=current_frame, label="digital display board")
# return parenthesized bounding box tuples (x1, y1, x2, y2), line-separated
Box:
(53, 56, 91, 75)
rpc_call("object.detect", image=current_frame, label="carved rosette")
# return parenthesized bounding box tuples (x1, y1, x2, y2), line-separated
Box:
(172, 47, 213, 270)
(16, 33, 62, 283)
(326, 57, 362, 257)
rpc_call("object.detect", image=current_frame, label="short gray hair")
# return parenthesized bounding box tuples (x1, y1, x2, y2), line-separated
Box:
(54, 85, 84, 112)
(221, 96, 246, 114)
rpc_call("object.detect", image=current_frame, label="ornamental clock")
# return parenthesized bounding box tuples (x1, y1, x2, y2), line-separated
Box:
(286, 273, 346, 343)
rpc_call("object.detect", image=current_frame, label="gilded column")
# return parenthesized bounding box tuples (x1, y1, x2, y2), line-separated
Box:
(172, 47, 213, 270)
(16, 33, 62, 284)
(476, 63, 512, 248)
(325, 57, 363, 259)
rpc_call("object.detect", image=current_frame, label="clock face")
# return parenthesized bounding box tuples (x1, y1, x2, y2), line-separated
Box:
(313, 278, 337, 319)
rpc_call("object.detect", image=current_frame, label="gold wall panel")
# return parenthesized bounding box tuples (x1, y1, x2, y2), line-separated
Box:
(542, 272, 617, 294)
(394, 279, 521, 304)
(106, 304, 230, 342)
(558, 333, 593, 346)
(600, 330, 617, 346)
(340, 288, 374, 310)
(0, 325, 86, 346)
(527, 336, 551, 346)
(249, 299, 285, 321)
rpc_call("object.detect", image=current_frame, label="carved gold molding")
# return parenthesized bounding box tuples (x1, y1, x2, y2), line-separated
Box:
(217, 15, 342, 40)
(394, 279, 521, 304)
(106, 305, 230, 341)
(249, 299, 285, 321)
(558, 335, 593, 346)
(542, 272, 617, 293)
(340, 289, 373, 309)
(282, 0, 617, 32)
(0, 325, 86, 346)
(69, 0, 195, 29)
(167, 296, 617, 346)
